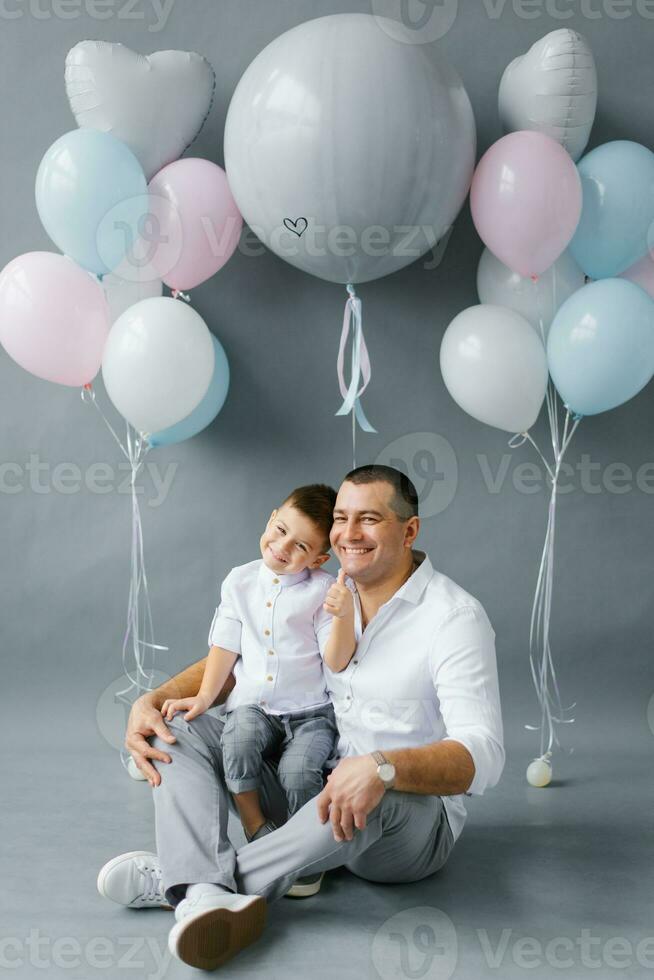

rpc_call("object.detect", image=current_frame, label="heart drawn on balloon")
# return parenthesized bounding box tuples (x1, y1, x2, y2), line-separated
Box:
(65, 41, 215, 180)
(283, 217, 308, 237)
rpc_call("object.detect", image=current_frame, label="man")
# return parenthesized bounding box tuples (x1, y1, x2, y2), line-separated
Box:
(98, 465, 505, 971)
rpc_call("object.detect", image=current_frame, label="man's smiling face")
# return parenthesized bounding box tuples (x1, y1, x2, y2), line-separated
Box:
(330, 479, 418, 586)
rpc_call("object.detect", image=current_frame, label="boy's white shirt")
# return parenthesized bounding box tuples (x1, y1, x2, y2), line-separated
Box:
(208, 558, 336, 715)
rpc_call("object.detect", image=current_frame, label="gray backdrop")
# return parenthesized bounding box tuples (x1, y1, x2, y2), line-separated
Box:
(2, 0, 653, 769)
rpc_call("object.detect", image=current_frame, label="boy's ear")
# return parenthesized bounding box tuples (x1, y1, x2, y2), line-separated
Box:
(268, 509, 278, 524)
(310, 553, 330, 569)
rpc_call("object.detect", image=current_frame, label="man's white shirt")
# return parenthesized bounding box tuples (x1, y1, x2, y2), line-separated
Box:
(208, 559, 334, 715)
(323, 551, 505, 842)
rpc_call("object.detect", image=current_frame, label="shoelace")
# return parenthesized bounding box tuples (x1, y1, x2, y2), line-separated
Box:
(138, 861, 163, 903)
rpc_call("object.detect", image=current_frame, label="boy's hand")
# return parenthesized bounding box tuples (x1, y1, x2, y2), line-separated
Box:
(161, 693, 212, 722)
(323, 569, 354, 619)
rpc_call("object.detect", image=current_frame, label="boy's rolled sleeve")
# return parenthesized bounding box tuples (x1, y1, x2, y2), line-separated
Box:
(430, 604, 505, 796)
(208, 571, 242, 655)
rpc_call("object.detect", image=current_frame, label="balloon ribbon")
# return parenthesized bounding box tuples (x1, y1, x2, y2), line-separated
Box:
(336, 283, 376, 468)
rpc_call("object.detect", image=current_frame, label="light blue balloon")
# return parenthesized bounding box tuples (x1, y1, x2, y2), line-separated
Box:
(569, 140, 654, 279)
(547, 278, 654, 416)
(147, 335, 230, 447)
(35, 129, 147, 276)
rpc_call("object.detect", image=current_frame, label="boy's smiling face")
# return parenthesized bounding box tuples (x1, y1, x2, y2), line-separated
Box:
(260, 503, 330, 575)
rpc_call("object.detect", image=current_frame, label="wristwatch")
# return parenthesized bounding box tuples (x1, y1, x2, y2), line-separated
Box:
(372, 750, 396, 790)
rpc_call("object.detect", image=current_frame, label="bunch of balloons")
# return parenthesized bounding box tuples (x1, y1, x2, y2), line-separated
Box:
(440, 28, 654, 786)
(0, 40, 240, 446)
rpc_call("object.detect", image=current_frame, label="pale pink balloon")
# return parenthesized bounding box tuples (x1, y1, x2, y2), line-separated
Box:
(470, 131, 582, 278)
(620, 252, 654, 300)
(0, 252, 110, 386)
(148, 158, 243, 290)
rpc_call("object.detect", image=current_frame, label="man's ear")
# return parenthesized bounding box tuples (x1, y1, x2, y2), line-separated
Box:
(310, 553, 331, 569)
(404, 516, 420, 548)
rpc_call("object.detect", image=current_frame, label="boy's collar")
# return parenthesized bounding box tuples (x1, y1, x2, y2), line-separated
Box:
(258, 560, 310, 589)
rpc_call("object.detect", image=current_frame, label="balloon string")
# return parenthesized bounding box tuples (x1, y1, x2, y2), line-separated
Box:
(81, 386, 168, 776)
(336, 283, 376, 468)
(525, 409, 581, 758)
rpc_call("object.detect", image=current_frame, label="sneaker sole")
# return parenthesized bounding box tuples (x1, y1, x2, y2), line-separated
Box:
(169, 896, 267, 970)
(285, 873, 324, 899)
(96, 850, 173, 910)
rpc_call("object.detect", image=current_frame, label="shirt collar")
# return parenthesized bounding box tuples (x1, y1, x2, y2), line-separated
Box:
(258, 559, 309, 590)
(390, 550, 433, 605)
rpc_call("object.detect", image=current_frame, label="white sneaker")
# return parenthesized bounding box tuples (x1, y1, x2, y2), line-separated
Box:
(285, 871, 325, 898)
(168, 892, 267, 970)
(97, 851, 172, 909)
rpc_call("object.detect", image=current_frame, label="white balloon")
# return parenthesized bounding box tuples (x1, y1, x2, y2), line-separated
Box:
(102, 297, 214, 435)
(65, 41, 215, 181)
(498, 29, 597, 162)
(477, 249, 585, 340)
(224, 13, 476, 285)
(440, 305, 548, 434)
(102, 272, 163, 324)
(526, 758, 552, 787)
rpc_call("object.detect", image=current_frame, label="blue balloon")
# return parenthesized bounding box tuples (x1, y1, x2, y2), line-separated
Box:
(147, 335, 230, 447)
(35, 130, 147, 276)
(547, 278, 654, 416)
(569, 140, 654, 279)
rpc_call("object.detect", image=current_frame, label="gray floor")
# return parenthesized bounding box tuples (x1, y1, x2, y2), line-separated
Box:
(4, 698, 653, 980)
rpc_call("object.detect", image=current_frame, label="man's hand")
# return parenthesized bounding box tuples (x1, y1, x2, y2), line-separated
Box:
(316, 755, 385, 842)
(323, 569, 354, 620)
(125, 695, 177, 788)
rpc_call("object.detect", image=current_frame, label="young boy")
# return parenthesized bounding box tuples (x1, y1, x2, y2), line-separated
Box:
(161, 484, 356, 894)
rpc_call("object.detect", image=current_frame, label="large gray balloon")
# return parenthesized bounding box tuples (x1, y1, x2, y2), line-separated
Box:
(65, 41, 215, 181)
(498, 29, 597, 163)
(224, 13, 476, 285)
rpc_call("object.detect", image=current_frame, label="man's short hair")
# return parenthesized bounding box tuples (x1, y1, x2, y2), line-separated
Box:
(343, 465, 419, 520)
(282, 483, 337, 550)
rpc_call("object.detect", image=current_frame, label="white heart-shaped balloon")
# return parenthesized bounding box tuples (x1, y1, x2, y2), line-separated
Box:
(498, 29, 597, 162)
(65, 41, 215, 180)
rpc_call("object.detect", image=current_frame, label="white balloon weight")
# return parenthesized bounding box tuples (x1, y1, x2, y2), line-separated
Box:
(440, 305, 548, 434)
(477, 249, 585, 341)
(102, 271, 163, 324)
(65, 41, 215, 181)
(499, 29, 597, 162)
(224, 13, 476, 285)
(526, 757, 553, 787)
(102, 297, 214, 435)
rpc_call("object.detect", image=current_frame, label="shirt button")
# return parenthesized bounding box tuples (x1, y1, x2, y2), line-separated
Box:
(266, 602, 272, 608)
(268, 649, 275, 656)
(264, 629, 270, 636)
(261, 700, 266, 706)
(272, 578, 279, 584)
(266, 675, 273, 682)
(346, 695, 352, 700)
(352, 659, 358, 665)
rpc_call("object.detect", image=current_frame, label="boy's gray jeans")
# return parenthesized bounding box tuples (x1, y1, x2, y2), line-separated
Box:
(151, 709, 456, 907)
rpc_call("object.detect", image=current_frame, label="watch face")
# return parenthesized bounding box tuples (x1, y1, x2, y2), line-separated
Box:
(379, 763, 395, 784)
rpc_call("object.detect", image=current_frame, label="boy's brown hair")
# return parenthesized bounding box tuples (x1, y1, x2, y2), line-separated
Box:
(282, 483, 337, 551)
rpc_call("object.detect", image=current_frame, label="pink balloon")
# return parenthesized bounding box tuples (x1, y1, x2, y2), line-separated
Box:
(620, 252, 654, 300)
(470, 131, 582, 278)
(0, 252, 110, 386)
(148, 158, 243, 290)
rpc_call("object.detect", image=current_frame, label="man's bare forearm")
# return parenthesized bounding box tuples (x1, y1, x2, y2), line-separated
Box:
(144, 657, 235, 709)
(384, 740, 475, 796)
